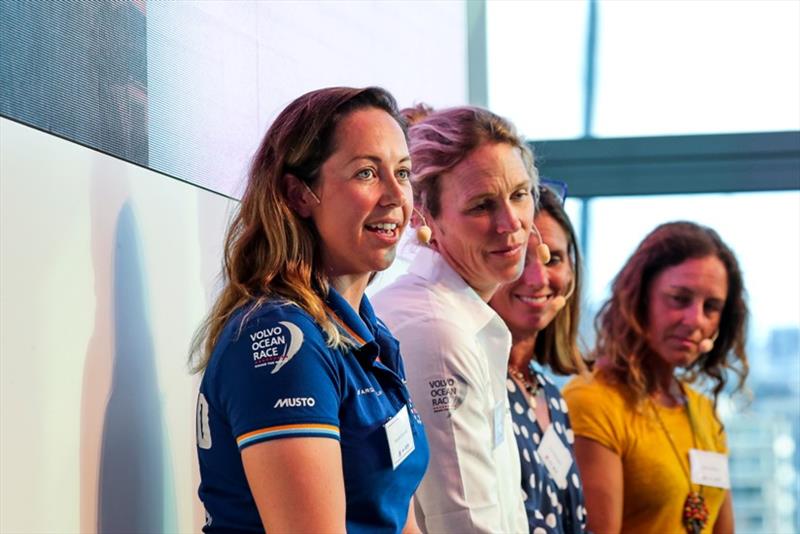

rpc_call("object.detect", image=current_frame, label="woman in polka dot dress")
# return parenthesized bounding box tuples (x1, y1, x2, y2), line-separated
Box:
(489, 185, 588, 533)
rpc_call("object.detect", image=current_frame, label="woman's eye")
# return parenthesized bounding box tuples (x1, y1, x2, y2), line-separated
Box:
(669, 294, 690, 306)
(356, 168, 376, 180)
(512, 189, 531, 201)
(546, 254, 562, 266)
(469, 202, 490, 213)
(397, 168, 411, 181)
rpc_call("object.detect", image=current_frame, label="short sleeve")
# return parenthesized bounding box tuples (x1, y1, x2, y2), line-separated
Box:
(210, 309, 342, 450)
(562, 376, 628, 457)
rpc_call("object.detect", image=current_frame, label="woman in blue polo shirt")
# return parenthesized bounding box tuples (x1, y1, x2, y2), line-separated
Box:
(190, 86, 429, 533)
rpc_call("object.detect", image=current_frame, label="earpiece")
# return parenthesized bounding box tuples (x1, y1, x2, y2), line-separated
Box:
(414, 208, 432, 244)
(417, 226, 432, 245)
(698, 332, 718, 354)
(552, 278, 575, 312)
(531, 223, 551, 264)
(302, 181, 321, 205)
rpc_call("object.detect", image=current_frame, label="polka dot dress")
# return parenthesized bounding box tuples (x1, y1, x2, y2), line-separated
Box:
(507, 367, 587, 533)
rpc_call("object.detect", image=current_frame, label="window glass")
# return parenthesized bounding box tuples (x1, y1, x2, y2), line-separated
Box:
(582, 191, 800, 531)
(593, 0, 800, 137)
(487, 0, 589, 140)
(564, 198, 583, 242)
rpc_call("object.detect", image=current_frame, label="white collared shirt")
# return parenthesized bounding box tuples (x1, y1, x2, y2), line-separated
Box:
(372, 247, 528, 534)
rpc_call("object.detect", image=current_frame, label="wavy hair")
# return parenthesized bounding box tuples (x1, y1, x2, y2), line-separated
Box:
(401, 104, 538, 221)
(594, 221, 749, 406)
(189, 87, 405, 372)
(533, 187, 587, 376)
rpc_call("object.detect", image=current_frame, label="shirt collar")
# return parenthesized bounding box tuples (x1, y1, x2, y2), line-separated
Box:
(323, 285, 377, 348)
(325, 287, 390, 365)
(408, 247, 500, 333)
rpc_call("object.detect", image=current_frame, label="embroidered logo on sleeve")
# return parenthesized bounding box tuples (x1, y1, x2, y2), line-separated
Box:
(428, 375, 468, 416)
(250, 321, 304, 373)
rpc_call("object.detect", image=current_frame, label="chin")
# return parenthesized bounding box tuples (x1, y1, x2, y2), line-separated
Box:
(496, 265, 524, 284)
(370, 252, 396, 273)
(531, 317, 550, 332)
(668, 353, 699, 369)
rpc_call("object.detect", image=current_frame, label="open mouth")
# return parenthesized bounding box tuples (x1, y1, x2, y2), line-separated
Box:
(365, 222, 399, 237)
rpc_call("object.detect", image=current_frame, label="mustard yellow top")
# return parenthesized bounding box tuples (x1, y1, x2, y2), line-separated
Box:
(562, 374, 728, 534)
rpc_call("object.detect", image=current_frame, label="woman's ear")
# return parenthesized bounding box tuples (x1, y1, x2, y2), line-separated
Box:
(285, 174, 319, 218)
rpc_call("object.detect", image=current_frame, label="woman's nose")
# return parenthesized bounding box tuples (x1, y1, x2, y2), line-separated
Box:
(380, 172, 405, 207)
(496, 201, 522, 234)
(683, 300, 706, 328)
(520, 258, 547, 289)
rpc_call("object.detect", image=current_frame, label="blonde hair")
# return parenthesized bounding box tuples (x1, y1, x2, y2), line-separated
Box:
(533, 187, 587, 376)
(189, 87, 405, 372)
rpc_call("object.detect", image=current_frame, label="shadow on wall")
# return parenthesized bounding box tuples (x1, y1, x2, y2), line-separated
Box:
(96, 202, 172, 532)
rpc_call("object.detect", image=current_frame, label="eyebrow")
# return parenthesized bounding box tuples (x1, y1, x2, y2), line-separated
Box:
(346, 155, 411, 166)
(668, 285, 726, 301)
(465, 178, 532, 203)
(512, 178, 533, 191)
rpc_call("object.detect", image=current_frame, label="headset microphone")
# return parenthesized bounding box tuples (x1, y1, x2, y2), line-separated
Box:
(531, 223, 551, 264)
(698, 332, 718, 354)
(552, 278, 575, 312)
(531, 221, 570, 310)
(302, 181, 321, 205)
(414, 208, 432, 244)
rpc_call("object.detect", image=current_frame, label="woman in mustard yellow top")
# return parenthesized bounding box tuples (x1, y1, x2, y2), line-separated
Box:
(563, 221, 749, 534)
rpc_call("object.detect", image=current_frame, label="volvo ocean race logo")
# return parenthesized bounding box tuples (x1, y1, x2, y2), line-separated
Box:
(250, 321, 304, 373)
(428, 374, 468, 416)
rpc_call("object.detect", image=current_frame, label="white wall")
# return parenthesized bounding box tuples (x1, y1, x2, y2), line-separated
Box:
(0, 118, 236, 533)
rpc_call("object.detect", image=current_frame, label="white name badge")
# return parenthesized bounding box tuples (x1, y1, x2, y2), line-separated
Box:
(493, 401, 505, 449)
(538, 425, 573, 489)
(689, 449, 730, 489)
(385, 405, 415, 470)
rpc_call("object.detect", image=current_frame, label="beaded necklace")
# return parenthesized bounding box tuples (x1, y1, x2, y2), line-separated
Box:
(508, 364, 539, 408)
(649, 384, 709, 534)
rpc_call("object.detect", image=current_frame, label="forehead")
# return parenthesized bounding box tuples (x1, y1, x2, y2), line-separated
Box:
(653, 255, 729, 300)
(441, 142, 531, 199)
(329, 107, 407, 157)
(534, 212, 568, 248)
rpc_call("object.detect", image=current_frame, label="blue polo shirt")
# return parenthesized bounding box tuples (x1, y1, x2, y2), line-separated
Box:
(196, 287, 429, 533)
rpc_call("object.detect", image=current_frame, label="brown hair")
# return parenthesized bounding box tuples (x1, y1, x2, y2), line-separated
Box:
(533, 187, 587, 375)
(189, 86, 405, 372)
(401, 104, 538, 221)
(594, 221, 749, 406)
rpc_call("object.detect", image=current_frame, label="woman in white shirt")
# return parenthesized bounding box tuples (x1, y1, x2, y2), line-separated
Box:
(373, 105, 537, 533)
